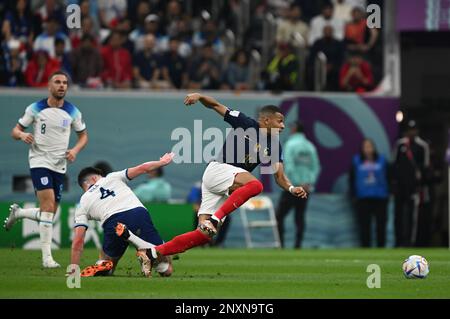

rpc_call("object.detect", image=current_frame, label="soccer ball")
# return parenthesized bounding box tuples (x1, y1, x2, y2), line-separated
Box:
(402, 255, 429, 279)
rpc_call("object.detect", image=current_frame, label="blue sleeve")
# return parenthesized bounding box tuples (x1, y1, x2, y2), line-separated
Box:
(224, 109, 258, 130)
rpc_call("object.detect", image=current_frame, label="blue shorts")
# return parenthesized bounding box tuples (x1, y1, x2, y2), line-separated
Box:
(30, 167, 65, 202)
(102, 207, 164, 258)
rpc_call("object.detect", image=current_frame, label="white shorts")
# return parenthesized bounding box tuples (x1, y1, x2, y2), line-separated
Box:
(197, 161, 247, 217)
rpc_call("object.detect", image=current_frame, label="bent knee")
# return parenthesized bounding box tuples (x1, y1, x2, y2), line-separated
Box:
(249, 179, 264, 195)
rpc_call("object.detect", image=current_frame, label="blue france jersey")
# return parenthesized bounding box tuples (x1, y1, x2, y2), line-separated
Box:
(217, 109, 283, 172)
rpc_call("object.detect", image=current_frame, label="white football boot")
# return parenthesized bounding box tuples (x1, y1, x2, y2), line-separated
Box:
(43, 258, 61, 268)
(4, 203, 20, 231)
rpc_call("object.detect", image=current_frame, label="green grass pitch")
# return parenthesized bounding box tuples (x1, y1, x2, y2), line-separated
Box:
(0, 248, 449, 299)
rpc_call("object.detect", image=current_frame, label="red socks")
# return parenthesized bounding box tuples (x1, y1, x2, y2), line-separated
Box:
(214, 180, 263, 221)
(155, 180, 263, 256)
(156, 229, 211, 256)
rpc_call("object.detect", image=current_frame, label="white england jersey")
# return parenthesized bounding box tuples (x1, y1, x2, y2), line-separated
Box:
(18, 99, 86, 174)
(74, 170, 145, 227)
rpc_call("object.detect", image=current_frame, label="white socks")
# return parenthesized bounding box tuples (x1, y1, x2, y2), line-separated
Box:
(39, 212, 54, 261)
(16, 207, 40, 221)
(127, 230, 154, 250)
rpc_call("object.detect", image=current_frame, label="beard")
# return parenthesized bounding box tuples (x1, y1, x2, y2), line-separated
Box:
(52, 90, 66, 100)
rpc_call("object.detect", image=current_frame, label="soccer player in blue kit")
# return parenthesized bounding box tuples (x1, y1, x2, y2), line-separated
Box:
(117, 93, 308, 265)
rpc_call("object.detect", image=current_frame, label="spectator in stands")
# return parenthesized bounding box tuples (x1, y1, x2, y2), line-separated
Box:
(71, 34, 103, 88)
(54, 37, 72, 78)
(70, 16, 99, 50)
(332, 0, 353, 22)
(161, 37, 188, 89)
(130, 14, 167, 53)
(113, 18, 135, 54)
(276, 3, 309, 47)
(172, 17, 193, 58)
(276, 120, 320, 248)
(24, 49, 60, 87)
(263, 42, 300, 91)
(339, 51, 374, 92)
(78, 0, 100, 36)
(133, 167, 172, 203)
(132, 34, 167, 89)
(243, 0, 269, 51)
(101, 31, 132, 89)
(218, 0, 242, 37)
(0, 39, 26, 87)
(309, 3, 345, 45)
(308, 25, 345, 91)
(193, 19, 225, 57)
(344, 6, 379, 55)
(188, 43, 221, 90)
(161, 0, 185, 37)
(33, 16, 71, 58)
(3, 0, 34, 48)
(128, 0, 151, 32)
(221, 49, 251, 91)
(33, 0, 67, 35)
(98, 0, 127, 29)
(349, 138, 389, 247)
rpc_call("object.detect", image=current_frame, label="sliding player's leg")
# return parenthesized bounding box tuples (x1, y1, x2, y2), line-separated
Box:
(80, 250, 116, 277)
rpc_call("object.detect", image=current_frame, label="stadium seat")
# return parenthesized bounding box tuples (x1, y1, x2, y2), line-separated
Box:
(239, 196, 281, 248)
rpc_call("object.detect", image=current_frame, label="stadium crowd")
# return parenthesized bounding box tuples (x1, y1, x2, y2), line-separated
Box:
(0, 0, 383, 92)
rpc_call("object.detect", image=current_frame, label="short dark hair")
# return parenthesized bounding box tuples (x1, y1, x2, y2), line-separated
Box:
(291, 120, 304, 133)
(78, 167, 103, 187)
(54, 37, 65, 46)
(48, 70, 69, 82)
(259, 105, 283, 117)
(93, 161, 113, 177)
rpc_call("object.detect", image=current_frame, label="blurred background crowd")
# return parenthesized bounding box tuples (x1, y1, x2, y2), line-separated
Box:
(0, 0, 383, 92)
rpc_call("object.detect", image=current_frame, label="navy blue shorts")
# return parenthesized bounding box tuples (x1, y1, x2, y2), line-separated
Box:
(30, 167, 65, 202)
(102, 207, 164, 258)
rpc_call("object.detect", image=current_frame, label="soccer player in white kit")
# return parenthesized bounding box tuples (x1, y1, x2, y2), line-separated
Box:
(70, 153, 175, 278)
(4, 71, 88, 268)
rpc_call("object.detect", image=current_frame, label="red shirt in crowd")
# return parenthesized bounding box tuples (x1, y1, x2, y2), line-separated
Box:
(100, 45, 132, 86)
(25, 51, 61, 87)
(339, 60, 374, 92)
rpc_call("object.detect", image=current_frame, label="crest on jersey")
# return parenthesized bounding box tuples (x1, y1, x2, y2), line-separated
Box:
(41, 177, 49, 186)
(62, 119, 70, 127)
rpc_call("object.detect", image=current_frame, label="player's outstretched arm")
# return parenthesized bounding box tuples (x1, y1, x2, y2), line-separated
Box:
(71, 226, 87, 266)
(273, 162, 308, 198)
(184, 93, 228, 117)
(127, 152, 175, 180)
(11, 124, 34, 144)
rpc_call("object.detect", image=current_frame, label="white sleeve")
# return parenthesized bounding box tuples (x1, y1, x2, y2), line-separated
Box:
(74, 204, 89, 228)
(71, 109, 86, 132)
(18, 105, 35, 128)
(106, 169, 131, 183)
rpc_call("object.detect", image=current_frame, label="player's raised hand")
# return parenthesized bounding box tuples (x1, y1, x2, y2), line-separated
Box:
(159, 152, 175, 166)
(184, 93, 201, 105)
(20, 132, 34, 144)
(291, 186, 308, 198)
